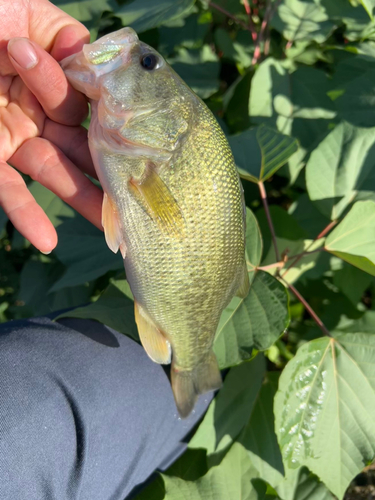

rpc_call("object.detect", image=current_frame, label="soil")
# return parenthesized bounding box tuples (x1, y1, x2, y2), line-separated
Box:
(344, 464, 375, 500)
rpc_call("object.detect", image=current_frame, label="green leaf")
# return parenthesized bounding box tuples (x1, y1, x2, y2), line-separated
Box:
(239, 372, 285, 492)
(274, 333, 375, 498)
(228, 125, 299, 183)
(223, 72, 252, 133)
(256, 206, 308, 259)
(52, 214, 123, 291)
(189, 355, 266, 454)
(0, 208, 7, 235)
(306, 122, 375, 220)
(271, 0, 336, 44)
(165, 449, 208, 481)
(331, 54, 375, 127)
(115, 0, 195, 33)
(214, 271, 290, 369)
(245, 208, 263, 285)
(214, 28, 252, 68)
(169, 46, 220, 99)
(18, 258, 92, 317)
(325, 201, 375, 275)
(28, 182, 75, 227)
(158, 13, 210, 54)
(287, 468, 335, 500)
(335, 310, 375, 334)
(53, 0, 117, 22)
(288, 194, 331, 240)
(134, 475, 165, 500)
(333, 262, 373, 305)
(163, 442, 267, 500)
(56, 279, 139, 341)
(360, 0, 375, 19)
(249, 59, 336, 184)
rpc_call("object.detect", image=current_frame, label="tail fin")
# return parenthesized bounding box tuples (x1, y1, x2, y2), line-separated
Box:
(171, 350, 222, 418)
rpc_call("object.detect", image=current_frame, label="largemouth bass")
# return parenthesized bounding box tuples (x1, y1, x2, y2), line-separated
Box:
(61, 28, 249, 418)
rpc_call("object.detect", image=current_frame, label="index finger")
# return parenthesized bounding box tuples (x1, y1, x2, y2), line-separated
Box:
(8, 35, 88, 126)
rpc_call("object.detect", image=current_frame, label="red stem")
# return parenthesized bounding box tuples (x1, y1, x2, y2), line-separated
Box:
(281, 278, 332, 337)
(243, 0, 258, 41)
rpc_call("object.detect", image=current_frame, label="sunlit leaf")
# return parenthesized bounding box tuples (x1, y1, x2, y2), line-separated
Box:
(53, 0, 117, 22)
(163, 442, 267, 500)
(306, 122, 375, 220)
(115, 0, 195, 33)
(189, 355, 266, 454)
(271, 0, 336, 44)
(360, 0, 375, 20)
(249, 59, 336, 184)
(229, 125, 299, 183)
(275, 333, 375, 498)
(325, 201, 375, 275)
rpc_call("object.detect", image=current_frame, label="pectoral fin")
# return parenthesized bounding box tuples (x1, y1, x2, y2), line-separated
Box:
(129, 163, 185, 237)
(134, 301, 171, 364)
(236, 262, 250, 298)
(102, 193, 126, 258)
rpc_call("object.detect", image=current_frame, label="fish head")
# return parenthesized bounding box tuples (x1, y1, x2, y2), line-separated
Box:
(61, 28, 193, 152)
(60, 27, 139, 100)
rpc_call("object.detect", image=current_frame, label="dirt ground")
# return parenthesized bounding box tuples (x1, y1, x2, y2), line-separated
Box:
(344, 464, 375, 500)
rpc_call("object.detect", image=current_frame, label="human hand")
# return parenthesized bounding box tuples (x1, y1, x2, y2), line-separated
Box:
(0, 0, 103, 253)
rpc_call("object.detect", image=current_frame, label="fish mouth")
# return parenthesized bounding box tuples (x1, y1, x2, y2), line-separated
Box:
(60, 27, 138, 100)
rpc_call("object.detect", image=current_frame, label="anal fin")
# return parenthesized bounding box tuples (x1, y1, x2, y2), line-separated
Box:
(134, 301, 171, 364)
(102, 192, 126, 258)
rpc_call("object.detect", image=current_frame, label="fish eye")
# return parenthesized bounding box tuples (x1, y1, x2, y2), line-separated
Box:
(140, 53, 158, 70)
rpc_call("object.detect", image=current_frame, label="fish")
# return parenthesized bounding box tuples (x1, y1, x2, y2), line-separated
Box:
(61, 27, 249, 418)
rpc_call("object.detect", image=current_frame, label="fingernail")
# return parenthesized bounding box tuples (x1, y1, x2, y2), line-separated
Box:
(41, 250, 52, 255)
(8, 38, 38, 70)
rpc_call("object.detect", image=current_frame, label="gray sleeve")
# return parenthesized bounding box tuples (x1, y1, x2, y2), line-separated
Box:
(0, 316, 212, 500)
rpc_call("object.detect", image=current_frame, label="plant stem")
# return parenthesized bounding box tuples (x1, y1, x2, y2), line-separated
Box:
(280, 277, 332, 337)
(243, 0, 258, 41)
(259, 261, 285, 271)
(251, 0, 281, 66)
(259, 181, 280, 262)
(282, 220, 337, 278)
(208, 2, 253, 32)
(275, 339, 294, 361)
(286, 248, 324, 261)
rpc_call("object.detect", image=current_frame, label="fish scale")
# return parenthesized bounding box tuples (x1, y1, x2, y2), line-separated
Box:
(61, 27, 248, 417)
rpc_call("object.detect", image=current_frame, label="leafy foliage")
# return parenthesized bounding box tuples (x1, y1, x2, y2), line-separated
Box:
(2, 0, 375, 499)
